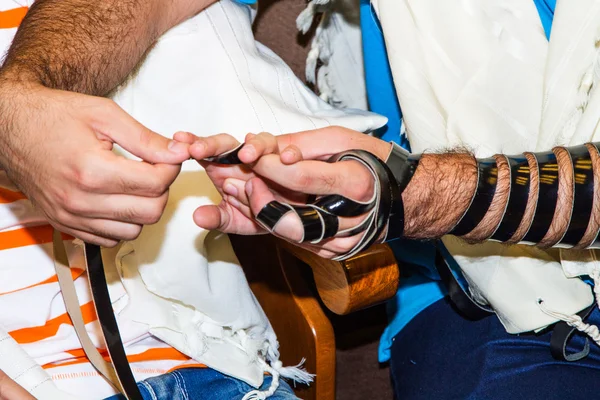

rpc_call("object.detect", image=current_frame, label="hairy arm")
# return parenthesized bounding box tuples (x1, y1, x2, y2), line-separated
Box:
(0, 0, 216, 246)
(402, 144, 600, 249)
(182, 128, 600, 258)
(1, 0, 211, 94)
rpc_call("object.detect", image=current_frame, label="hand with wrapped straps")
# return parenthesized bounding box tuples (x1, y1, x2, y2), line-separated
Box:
(179, 128, 600, 260)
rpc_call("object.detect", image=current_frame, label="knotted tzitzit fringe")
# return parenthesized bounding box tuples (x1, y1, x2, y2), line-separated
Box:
(538, 298, 600, 347)
(241, 359, 314, 400)
(591, 267, 600, 311)
(558, 32, 600, 144)
(297, 0, 347, 106)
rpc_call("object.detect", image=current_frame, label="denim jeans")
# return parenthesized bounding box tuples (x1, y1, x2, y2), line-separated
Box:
(105, 368, 299, 400)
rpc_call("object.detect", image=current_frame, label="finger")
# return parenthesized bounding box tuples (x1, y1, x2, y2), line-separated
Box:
(50, 222, 120, 248)
(58, 216, 143, 242)
(278, 127, 392, 160)
(225, 195, 253, 220)
(172, 131, 197, 144)
(303, 234, 363, 254)
(95, 100, 190, 164)
(89, 154, 180, 197)
(192, 203, 265, 235)
(189, 134, 241, 161)
(239, 132, 279, 164)
(223, 178, 250, 206)
(64, 192, 170, 225)
(245, 178, 371, 245)
(0, 370, 36, 400)
(280, 144, 304, 165)
(246, 178, 304, 243)
(252, 156, 375, 202)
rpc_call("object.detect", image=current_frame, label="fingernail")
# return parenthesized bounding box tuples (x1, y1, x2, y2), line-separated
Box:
(282, 148, 295, 158)
(243, 144, 256, 158)
(246, 181, 253, 196)
(168, 140, 188, 154)
(223, 182, 238, 197)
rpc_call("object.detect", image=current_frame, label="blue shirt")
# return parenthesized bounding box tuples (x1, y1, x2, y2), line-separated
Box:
(359, 0, 557, 362)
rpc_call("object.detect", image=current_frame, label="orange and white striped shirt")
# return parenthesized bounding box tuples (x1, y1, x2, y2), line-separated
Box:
(0, 3, 205, 398)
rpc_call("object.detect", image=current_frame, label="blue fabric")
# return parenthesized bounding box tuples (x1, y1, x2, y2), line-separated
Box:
(533, 0, 557, 38)
(362, 2, 557, 362)
(390, 298, 600, 399)
(359, 0, 407, 149)
(104, 368, 298, 400)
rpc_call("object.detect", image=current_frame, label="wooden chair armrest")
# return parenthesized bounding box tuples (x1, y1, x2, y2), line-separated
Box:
(278, 241, 400, 315)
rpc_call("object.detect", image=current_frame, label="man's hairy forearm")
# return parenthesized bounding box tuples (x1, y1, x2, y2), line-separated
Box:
(402, 153, 478, 238)
(0, 0, 209, 95)
(400, 143, 600, 250)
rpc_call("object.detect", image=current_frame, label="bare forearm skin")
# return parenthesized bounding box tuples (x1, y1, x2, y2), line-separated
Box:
(400, 143, 600, 250)
(0, 0, 210, 95)
(403, 153, 477, 239)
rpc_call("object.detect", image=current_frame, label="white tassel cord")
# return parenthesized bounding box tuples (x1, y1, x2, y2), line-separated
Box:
(242, 359, 314, 400)
(538, 298, 600, 347)
(297, 0, 345, 105)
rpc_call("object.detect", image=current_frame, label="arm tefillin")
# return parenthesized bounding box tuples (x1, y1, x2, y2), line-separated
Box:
(205, 141, 600, 260)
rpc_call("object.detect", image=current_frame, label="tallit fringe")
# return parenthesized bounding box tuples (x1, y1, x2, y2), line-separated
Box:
(297, 0, 347, 107)
(538, 294, 600, 347)
(242, 358, 315, 400)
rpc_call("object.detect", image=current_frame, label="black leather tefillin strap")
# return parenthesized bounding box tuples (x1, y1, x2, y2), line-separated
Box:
(254, 150, 400, 261)
(490, 155, 531, 242)
(205, 142, 415, 261)
(550, 304, 595, 362)
(450, 157, 498, 236)
(520, 150, 559, 244)
(85, 244, 143, 399)
(558, 145, 595, 247)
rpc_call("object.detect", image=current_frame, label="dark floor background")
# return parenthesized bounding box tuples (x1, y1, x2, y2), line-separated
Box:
(253, 2, 394, 398)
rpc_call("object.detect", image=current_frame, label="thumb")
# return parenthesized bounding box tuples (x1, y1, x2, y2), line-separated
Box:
(95, 101, 190, 164)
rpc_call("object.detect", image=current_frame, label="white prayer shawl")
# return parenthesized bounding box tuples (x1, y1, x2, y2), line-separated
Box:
(370, 0, 600, 333)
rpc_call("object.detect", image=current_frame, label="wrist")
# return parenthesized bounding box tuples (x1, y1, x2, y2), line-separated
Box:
(0, 77, 44, 171)
(402, 152, 478, 239)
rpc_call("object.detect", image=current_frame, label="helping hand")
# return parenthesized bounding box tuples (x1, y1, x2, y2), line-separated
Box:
(0, 81, 191, 247)
(180, 127, 392, 259)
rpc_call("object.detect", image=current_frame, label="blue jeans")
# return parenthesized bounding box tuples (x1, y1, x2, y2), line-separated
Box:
(105, 368, 298, 400)
(391, 297, 600, 399)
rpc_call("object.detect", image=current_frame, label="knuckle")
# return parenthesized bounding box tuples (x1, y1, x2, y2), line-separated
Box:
(73, 163, 102, 192)
(295, 171, 313, 191)
(137, 127, 154, 149)
(60, 192, 86, 214)
(52, 208, 72, 226)
(125, 225, 143, 241)
(320, 172, 338, 193)
(147, 178, 169, 197)
(115, 206, 139, 223)
(99, 98, 119, 115)
(355, 175, 374, 199)
(102, 239, 120, 248)
(147, 199, 167, 224)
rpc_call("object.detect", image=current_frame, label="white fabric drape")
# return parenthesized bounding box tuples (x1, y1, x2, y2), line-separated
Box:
(373, 0, 600, 333)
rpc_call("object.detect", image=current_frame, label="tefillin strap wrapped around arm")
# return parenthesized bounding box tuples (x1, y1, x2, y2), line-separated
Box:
(557, 145, 595, 248)
(204, 140, 600, 257)
(489, 155, 531, 242)
(454, 144, 600, 249)
(450, 157, 498, 236)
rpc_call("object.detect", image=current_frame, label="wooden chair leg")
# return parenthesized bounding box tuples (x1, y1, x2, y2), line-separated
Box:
(231, 235, 336, 400)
